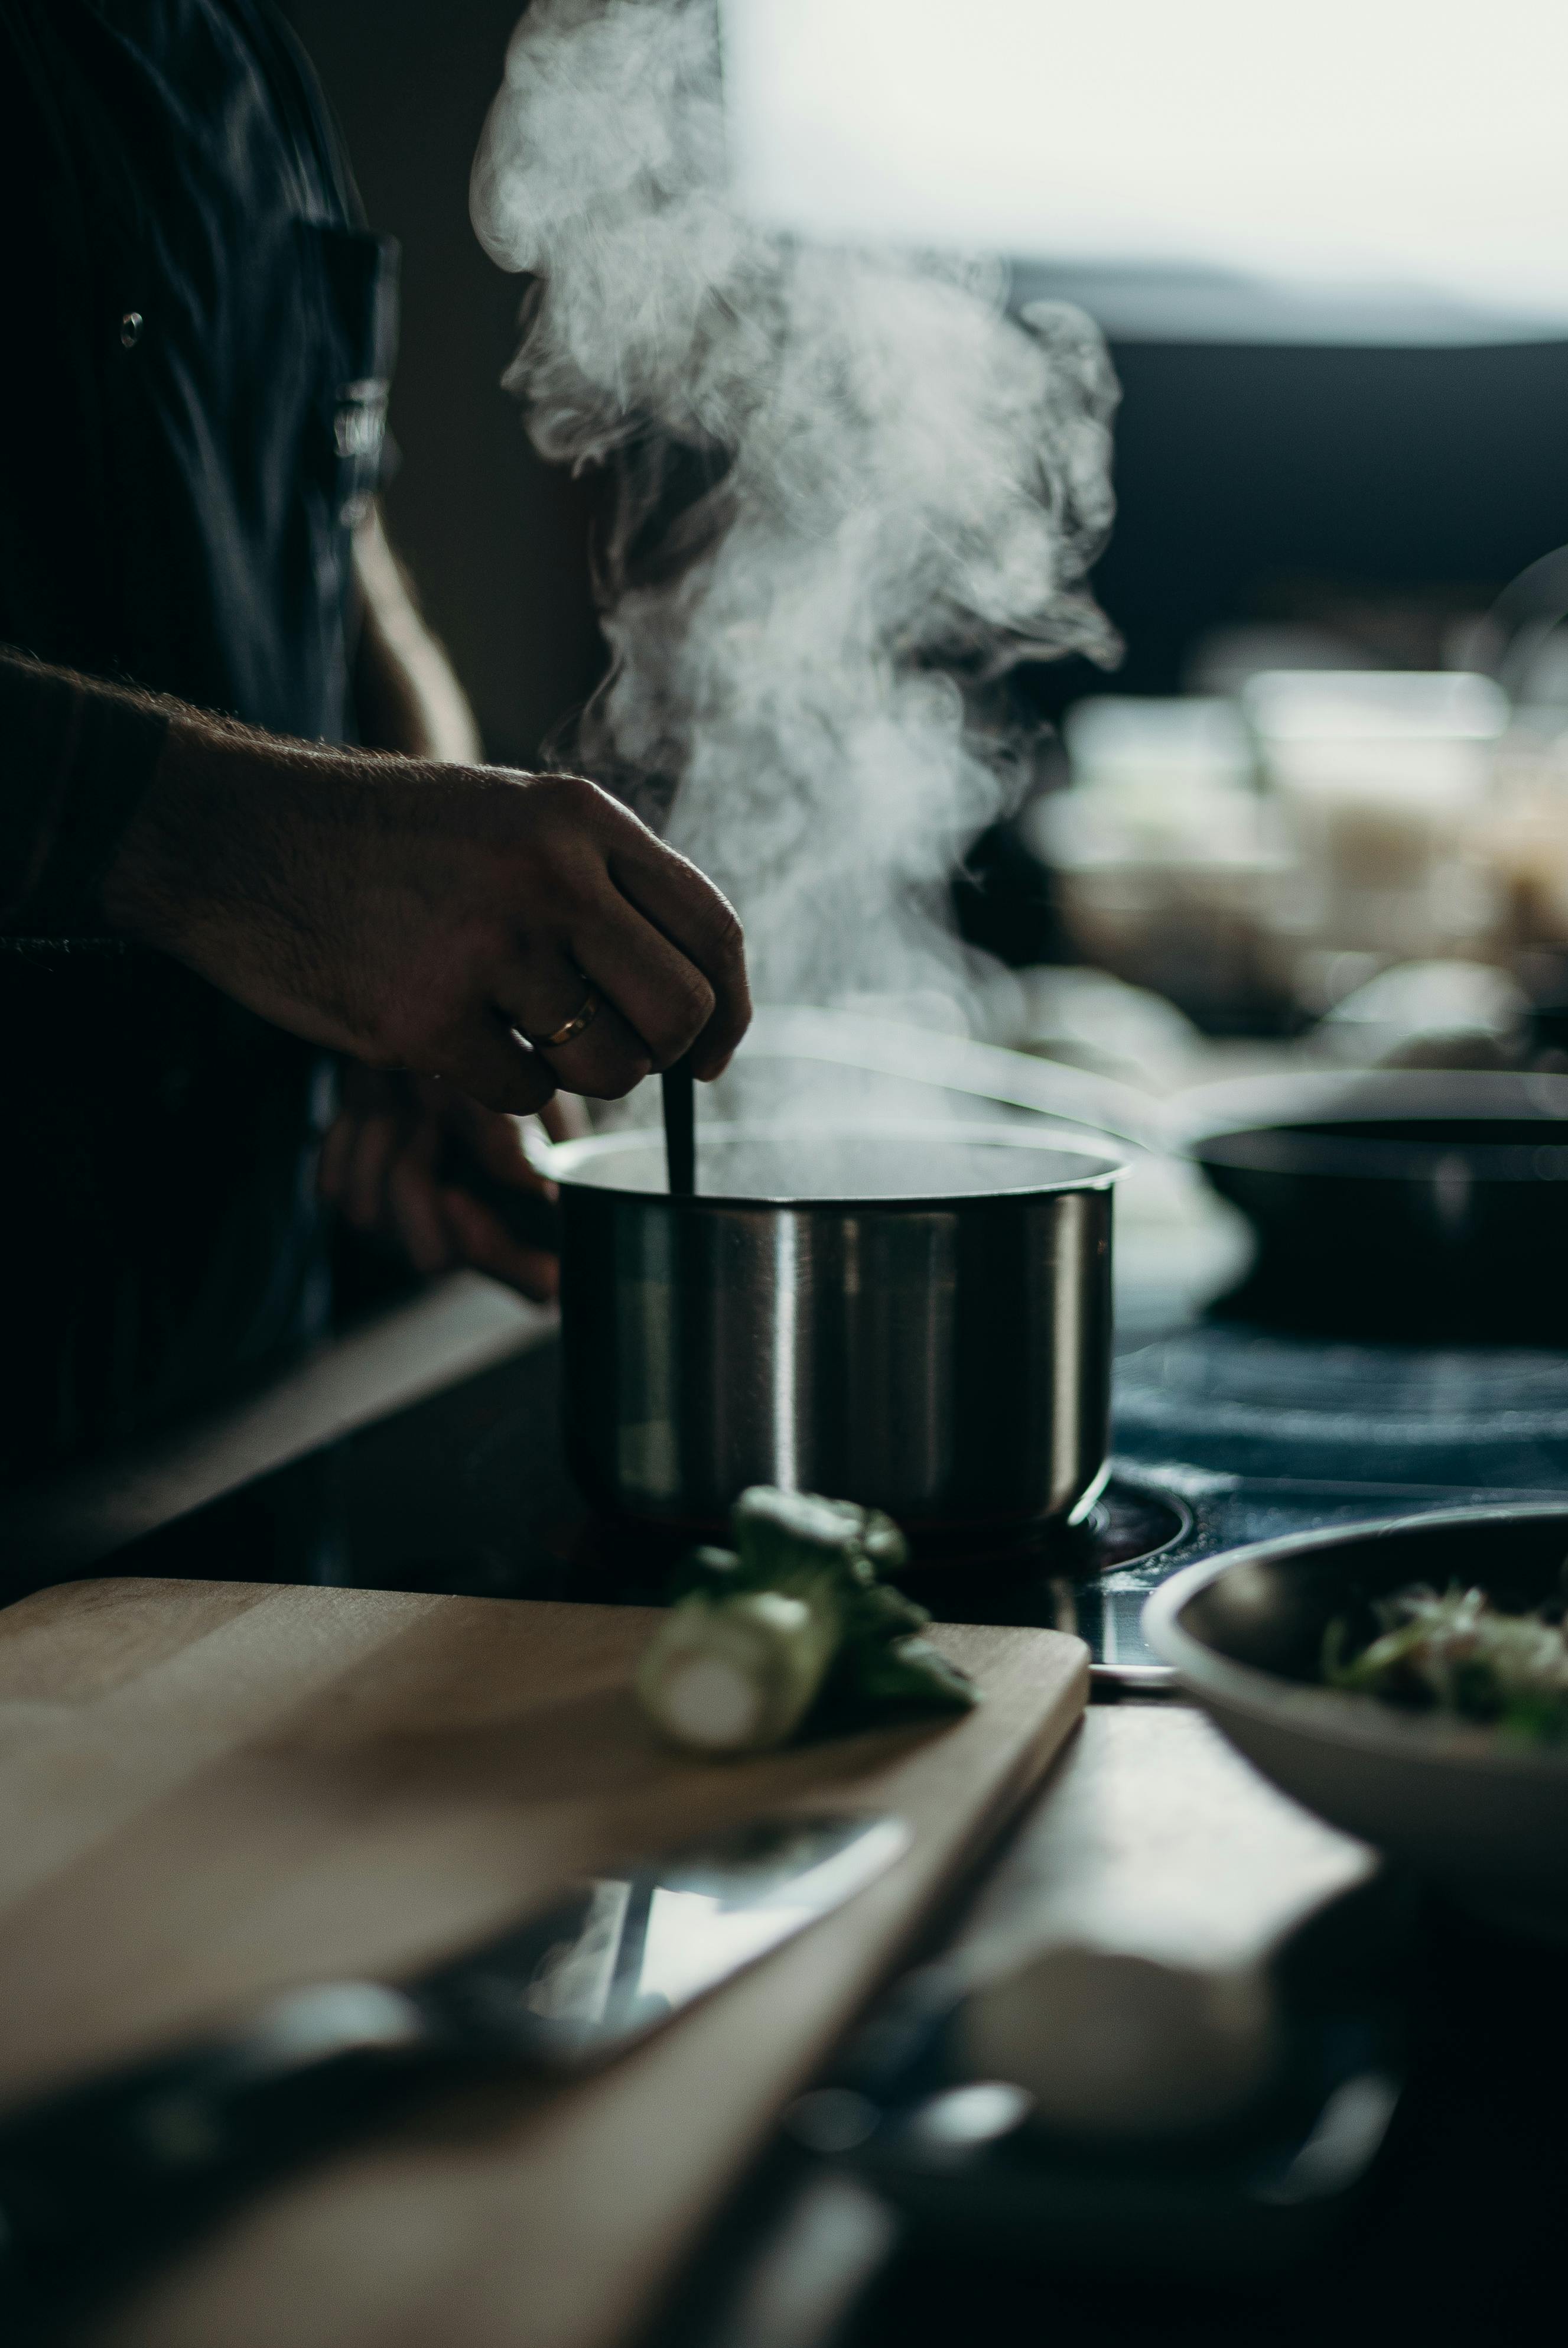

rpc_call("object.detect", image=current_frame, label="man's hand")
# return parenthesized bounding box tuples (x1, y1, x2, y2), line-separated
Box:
(101, 725, 750, 1113)
(320, 1068, 580, 1302)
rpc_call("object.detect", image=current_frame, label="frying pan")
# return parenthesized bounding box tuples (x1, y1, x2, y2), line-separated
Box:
(1177, 1068, 1568, 1340)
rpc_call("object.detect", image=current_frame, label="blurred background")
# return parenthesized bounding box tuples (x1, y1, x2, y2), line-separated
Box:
(282, 0, 1568, 1082)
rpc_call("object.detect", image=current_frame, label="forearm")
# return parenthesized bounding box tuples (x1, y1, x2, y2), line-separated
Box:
(99, 717, 405, 1050)
(352, 506, 482, 765)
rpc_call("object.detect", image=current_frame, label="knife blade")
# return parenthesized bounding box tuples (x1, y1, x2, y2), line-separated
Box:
(0, 1811, 908, 2332)
(415, 1808, 910, 2065)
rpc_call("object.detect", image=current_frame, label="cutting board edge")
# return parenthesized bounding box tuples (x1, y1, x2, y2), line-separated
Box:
(508, 1633, 1092, 2348)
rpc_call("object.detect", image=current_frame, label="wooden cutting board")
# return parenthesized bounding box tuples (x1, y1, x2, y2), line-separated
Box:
(0, 1576, 1086, 2348)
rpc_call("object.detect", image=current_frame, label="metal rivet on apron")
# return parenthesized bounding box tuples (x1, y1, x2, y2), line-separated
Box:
(119, 311, 144, 349)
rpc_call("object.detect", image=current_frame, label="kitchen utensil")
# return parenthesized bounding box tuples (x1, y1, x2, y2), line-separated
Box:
(662, 1056, 696, 1193)
(552, 1122, 1123, 1547)
(1177, 1067, 1568, 1338)
(0, 1576, 1086, 2348)
(783, 1707, 1401, 2284)
(792, 1965, 1401, 2287)
(1144, 1504, 1568, 1937)
(961, 1941, 1282, 2141)
(0, 1813, 908, 2330)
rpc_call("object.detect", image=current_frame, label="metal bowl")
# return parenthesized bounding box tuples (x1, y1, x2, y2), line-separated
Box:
(1144, 1505, 1568, 1939)
(1177, 1069, 1568, 1339)
(551, 1122, 1123, 1548)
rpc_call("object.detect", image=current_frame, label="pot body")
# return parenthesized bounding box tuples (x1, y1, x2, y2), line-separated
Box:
(554, 1128, 1116, 1543)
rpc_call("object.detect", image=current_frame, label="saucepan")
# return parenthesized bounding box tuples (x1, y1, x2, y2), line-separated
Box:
(1176, 1068, 1568, 1340)
(548, 1124, 1124, 1549)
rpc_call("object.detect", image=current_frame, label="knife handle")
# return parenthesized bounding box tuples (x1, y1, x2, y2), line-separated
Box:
(0, 1983, 435, 2326)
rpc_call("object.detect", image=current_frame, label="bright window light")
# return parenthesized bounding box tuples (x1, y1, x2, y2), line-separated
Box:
(721, 0, 1568, 325)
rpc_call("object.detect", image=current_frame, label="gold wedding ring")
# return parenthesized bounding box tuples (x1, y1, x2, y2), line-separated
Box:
(527, 988, 602, 1052)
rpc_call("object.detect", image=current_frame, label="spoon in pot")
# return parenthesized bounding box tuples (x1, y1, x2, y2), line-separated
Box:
(662, 1058, 696, 1195)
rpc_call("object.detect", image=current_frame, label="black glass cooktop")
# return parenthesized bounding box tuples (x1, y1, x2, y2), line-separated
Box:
(106, 1312, 1568, 1688)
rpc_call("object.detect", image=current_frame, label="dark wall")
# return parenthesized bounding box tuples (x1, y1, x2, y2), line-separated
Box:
(1099, 334, 1568, 694)
(282, 0, 605, 766)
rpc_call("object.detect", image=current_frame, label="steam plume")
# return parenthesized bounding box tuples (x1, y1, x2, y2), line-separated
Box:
(472, 0, 1120, 1013)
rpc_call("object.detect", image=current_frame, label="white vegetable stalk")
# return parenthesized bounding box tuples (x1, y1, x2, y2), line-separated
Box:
(637, 1589, 841, 1756)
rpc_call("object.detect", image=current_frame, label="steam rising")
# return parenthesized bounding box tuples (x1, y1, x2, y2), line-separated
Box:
(473, 0, 1120, 1011)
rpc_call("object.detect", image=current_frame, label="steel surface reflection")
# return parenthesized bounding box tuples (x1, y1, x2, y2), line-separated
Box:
(417, 1812, 910, 2067)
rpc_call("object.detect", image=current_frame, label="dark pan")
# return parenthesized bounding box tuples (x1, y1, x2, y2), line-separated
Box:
(1177, 1070, 1568, 1342)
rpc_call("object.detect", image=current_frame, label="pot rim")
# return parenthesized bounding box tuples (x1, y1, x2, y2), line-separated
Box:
(1195, 1126, 1568, 1184)
(545, 1119, 1127, 1209)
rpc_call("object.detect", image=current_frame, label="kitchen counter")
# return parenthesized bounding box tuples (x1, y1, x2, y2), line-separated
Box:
(1, 1279, 1563, 2348)
(0, 1272, 557, 1588)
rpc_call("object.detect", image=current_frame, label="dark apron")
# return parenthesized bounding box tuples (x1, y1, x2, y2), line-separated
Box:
(0, 0, 398, 1480)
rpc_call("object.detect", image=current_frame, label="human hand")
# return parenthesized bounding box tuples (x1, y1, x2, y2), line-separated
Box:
(319, 1067, 585, 1302)
(102, 726, 750, 1114)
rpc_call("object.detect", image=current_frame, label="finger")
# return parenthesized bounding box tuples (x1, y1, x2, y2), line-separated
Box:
(426, 1010, 559, 1118)
(443, 1186, 559, 1303)
(568, 892, 717, 1074)
(605, 838, 750, 1079)
(343, 1113, 400, 1232)
(540, 1093, 590, 1142)
(386, 1130, 457, 1277)
(491, 950, 652, 1102)
(435, 1086, 554, 1192)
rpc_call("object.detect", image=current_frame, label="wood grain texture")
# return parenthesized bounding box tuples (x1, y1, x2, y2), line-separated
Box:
(953, 1705, 1375, 1979)
(0, 1578, 1086, 2348)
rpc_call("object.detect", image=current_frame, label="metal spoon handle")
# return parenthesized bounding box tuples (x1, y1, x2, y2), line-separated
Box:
(662, 1058, 696, 1194)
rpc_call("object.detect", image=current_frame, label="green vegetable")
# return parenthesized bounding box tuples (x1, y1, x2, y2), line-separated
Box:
(636, 1485, 977, 1756)
(1325, 1581, 1568, 1745)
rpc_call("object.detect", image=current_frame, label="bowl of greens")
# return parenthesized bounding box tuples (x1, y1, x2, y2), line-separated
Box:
(1143, 1505, 1568, 1938)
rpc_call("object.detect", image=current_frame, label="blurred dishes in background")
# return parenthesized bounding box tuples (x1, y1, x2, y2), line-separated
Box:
(1485, 725, 1568, 961)
(972, 964, 1205, 1093)
(1313, 959, 1529, 1070)
(1026, 697, 1292, 1028)
(1030, 651, 1568, 1040)
(1244, 668, 1506, 972)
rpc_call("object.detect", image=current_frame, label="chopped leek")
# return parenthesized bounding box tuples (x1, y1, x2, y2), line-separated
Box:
(1325, 1581, 1568, 1744)
(637, 1485, 977, 1756)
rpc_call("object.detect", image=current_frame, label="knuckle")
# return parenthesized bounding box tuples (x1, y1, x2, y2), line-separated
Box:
(696, 895, 745, 974)
(667, 963, 717, 1038)
(637, 969, 714, 1067)
(531, 770, 606, 833)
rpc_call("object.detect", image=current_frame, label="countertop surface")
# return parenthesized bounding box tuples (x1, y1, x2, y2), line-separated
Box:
(2, 1279, 1564, 2347)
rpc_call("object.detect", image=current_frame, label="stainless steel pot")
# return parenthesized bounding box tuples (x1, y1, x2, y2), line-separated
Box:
(551, 1123, 1123, 1547)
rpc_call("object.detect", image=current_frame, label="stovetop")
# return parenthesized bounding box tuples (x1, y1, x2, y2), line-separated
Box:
(1084, 1319, 1568, 1677)
(113, 1308, 1568, 1690)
